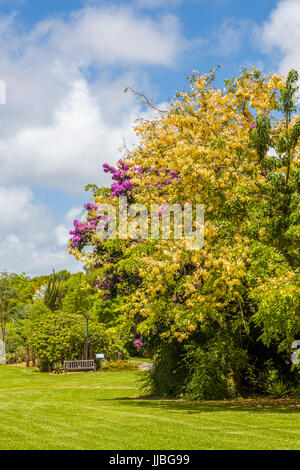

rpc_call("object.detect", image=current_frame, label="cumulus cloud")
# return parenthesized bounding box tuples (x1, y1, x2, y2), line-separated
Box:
(0, 186, 82, 275)
(3, 6, 185, 67)
(0, 3, 186, 274)
(0, 6, 186, 190)
(0, 79, 140, 192)
(261, 0, 300, 74)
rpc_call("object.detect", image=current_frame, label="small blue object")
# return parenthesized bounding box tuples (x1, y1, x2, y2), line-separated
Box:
(96, 353, 105, 359)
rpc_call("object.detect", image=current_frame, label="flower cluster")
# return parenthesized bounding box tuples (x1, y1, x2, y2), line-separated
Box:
(96, 272, 123, 301)
(132, 332, 144, 350)
(103, 159, 180, 197)
(103, 160, 134, 198)
(69, 203, 105, 249)
(69, 220, 92, 249)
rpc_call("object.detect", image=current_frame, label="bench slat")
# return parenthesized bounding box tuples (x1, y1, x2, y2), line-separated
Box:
(64, 360, 96, 372)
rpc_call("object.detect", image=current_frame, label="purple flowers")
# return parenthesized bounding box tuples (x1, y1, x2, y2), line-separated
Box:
(69, 158, 181, 250)
(84, 203, 97, 212)
(69, 201, 109, 248)
(133, 338, 143, 350)
(103, 160, 134, 198)
(103, 160, 180, 198)
(96, 272, 123, 301)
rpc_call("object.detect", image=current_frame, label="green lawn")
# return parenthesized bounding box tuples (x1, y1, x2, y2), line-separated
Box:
(0, 365, 299, 450)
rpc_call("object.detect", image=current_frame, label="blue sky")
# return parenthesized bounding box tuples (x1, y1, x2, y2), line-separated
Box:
(0, 0, 298, 275)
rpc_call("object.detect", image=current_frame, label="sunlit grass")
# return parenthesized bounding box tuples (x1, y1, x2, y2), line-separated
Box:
(0, 366, 299, 450)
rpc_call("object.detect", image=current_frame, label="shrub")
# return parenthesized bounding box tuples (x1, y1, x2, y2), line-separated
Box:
(266, 379, 291, 398)
(291, 383, 300, 397)
(29, 312, 125, 371)
(144, 328, 252, 400)
(184, 348, 235, 400)
(183, 337, 249, 400)
(5, 347, 26, 364)
(101, 360, 138, 372)
(143, 342, 188, 398)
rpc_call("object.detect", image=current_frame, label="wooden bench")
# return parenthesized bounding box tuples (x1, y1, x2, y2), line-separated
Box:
(64, 360, 96, 373)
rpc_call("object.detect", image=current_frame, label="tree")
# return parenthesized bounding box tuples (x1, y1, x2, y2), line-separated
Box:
(0, 272, 33, 363)
(69, 67, 300, 397)
(29, 312, 123, 371)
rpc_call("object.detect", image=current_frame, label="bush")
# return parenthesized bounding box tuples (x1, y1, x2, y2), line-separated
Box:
(184, 348, 235, 400)
(250, 359, 298, 397)
(266, 379, 291, 398)
(144, 331, 251, 400)
(291, 383, 300, 397)
(183, 337, 249, 400)
(52, 363, 64, 374)
(101, 360, 138, 372)
(5, 353, 18, 364)
(143, 342, 188, 398)
(29, 312, 125, 371)
(5, 347, 26, 364)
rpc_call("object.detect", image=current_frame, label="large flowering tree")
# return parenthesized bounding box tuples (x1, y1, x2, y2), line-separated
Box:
(69, 67, 300, 393)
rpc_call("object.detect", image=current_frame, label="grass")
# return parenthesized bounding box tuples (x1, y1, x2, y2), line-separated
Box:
(0, 365, 299, 450)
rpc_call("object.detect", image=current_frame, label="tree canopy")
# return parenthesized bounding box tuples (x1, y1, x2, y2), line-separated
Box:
(68, 67, 300, 397)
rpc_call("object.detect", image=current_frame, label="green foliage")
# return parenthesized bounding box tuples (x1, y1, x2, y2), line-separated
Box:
(266, 379, 291, 398)
(277, 69, 299, 118)
(60, 273, 93, 316)
(29, 312, 122, 371)
(249, 115, 273, 162)
(91, 296, 124, 326)
(184, 336, 249, 400)
(291, 383, 300, 397)
(5, 348, 26, 364)
(0, 271, 34, 342)
(144, 342, 187, 398)
(85, 184, 111, 198)
(4, 268, 128, 369)
(43, 271, 60, 312)
(102, 360, 138, 372)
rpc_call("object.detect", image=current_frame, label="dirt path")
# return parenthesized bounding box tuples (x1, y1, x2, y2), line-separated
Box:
(129, 361, 153, 371)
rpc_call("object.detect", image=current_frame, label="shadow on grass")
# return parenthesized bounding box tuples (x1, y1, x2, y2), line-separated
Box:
(94, 396, 300, 414)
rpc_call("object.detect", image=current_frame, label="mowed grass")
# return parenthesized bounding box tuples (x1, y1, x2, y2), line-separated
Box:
(0, 366, 299, 450)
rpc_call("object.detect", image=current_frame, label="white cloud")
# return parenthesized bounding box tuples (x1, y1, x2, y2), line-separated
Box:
(8, 6, 184, 68)
(197, 18, 255, 57)
(261, 0, 300, 74)
(0, 79, 140, 192)
(50, 8, 183, 66)
(0, 6, 185, 192)
(135, 0, 182, 9)
(0, 186, 82, 276)
(215, 19, 253, 56)
(0, 4, 185, 274)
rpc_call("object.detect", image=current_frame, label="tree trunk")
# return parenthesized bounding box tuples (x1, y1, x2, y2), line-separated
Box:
(25, 348, 30, 367)
(0, 339, 6, 365)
